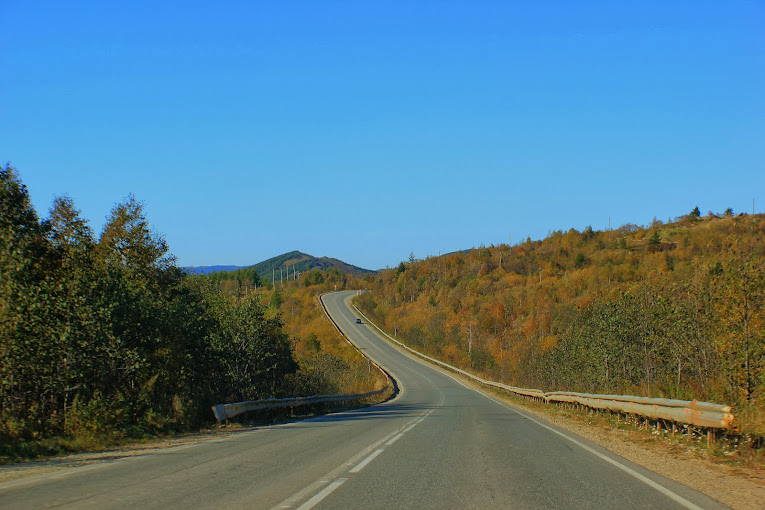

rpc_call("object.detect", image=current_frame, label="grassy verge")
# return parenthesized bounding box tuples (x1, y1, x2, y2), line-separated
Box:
(1, 424, 189, 465)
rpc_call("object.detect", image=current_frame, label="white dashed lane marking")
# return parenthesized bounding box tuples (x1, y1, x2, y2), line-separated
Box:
(349, 449, 384, 474)
(296, 478, 347, 510)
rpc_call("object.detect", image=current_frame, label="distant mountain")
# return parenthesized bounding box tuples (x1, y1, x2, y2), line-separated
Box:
(184, 265, 245, 275)
(249, 250, 374, 281)
(185, 251, 374, 280)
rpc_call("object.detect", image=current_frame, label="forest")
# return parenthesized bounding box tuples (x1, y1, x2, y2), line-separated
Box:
(0, 165, 378, 461)
(355, 209, 765, 433)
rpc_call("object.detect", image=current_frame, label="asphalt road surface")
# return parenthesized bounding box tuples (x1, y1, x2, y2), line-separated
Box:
(0, 291, 729, 509)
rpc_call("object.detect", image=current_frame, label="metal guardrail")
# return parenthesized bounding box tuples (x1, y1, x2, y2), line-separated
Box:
(545, 392, 734, 429)
(352, 305, 735, 430)
(212, 390, 386, 422)
(210, 293, 393, 423)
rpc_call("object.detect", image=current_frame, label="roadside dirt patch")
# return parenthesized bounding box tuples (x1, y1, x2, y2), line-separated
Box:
(0, 428, 236, 485)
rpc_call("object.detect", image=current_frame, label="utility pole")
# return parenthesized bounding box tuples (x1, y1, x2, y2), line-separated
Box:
(272, 268, 275, 290)
(280, 268, 283, 290)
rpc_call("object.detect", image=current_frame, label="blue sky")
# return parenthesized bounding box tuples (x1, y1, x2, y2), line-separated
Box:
(2, 1, 763, 270)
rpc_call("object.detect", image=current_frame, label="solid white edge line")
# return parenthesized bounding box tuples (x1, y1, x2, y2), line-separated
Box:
(296, 478, 347, 510)
(355, 304, 707, 510)
(348, 449, 384, 473)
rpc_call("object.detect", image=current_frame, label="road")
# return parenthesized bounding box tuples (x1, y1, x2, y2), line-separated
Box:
(0, 291, 728, 509)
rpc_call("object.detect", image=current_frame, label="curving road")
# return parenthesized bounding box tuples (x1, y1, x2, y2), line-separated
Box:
(0, 291, 728, 509)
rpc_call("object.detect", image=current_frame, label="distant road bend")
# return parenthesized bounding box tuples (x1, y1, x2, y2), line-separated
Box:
(0, 291, 728, 509)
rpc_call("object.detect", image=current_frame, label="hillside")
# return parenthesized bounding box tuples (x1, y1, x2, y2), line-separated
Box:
(355, 209, 765, 432)
(250, 250, 374, 281)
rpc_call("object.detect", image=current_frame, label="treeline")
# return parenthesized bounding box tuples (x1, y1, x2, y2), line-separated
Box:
(206, 268, 265, 296)
(356, 210, 764, 432)
(204, 265, 348, 294)
(1, 166, 297, 447)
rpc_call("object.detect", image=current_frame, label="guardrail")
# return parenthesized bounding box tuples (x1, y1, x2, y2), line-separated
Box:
(212, 390, 386, 422)
(545, 392, 734, 429)
(211, 293, 393, 423)
(352, 304, 735, 431)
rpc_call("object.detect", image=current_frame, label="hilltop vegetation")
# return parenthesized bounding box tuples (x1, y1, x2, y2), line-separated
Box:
(247, 250, 374, 281)
(201, 250, 372, 295)
(356, 210, 765, 432)
(187, 252, 372, 283)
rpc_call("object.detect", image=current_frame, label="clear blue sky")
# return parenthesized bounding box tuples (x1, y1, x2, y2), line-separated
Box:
(2, 1, 763, 270)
